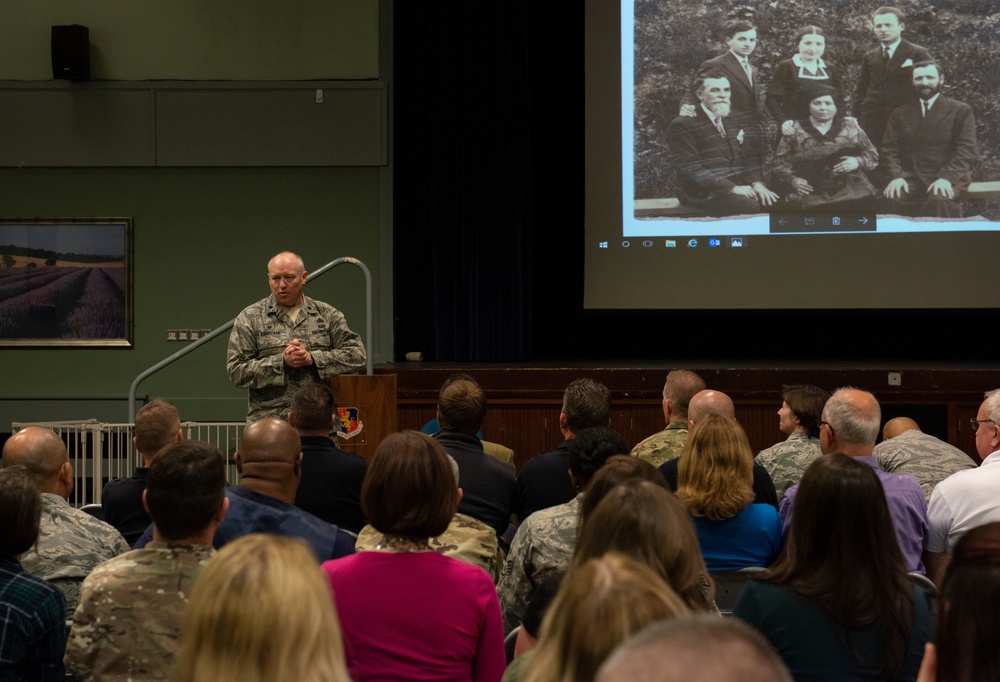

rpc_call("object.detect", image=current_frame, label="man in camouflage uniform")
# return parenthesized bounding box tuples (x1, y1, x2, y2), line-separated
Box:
(874, 417, 976, 504)
(631, 370, 706, 468)
(227, 251, 366, 422)
(65, 441, 228, 681)
(2, 427, 129, 613)
(356, 455, 503, 581)
(755, 385, 829, 502)
(498, 427, 627, 633)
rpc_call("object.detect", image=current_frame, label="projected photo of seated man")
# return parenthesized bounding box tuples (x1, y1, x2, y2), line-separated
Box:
(666, 72, 778, 217)
(880, 61, 979, 218)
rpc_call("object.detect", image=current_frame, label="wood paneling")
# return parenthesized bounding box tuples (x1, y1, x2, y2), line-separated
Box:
(383, 365, 996, 470)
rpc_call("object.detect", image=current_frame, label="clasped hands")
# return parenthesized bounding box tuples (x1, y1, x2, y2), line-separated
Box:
(283, 339, 313, 368)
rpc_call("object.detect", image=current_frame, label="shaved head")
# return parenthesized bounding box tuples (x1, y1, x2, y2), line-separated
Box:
(236, 418, 303, 502)
(2, 427, 68, 484)
(688, 390, 736, 425)
(239, 418, 301, 466)
(883, 416, 920, 441)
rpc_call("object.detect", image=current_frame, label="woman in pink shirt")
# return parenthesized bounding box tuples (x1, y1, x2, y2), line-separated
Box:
(323, 431, 505, 682)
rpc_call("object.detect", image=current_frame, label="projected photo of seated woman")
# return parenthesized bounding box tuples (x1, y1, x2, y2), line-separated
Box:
(772, 84, 878, 216)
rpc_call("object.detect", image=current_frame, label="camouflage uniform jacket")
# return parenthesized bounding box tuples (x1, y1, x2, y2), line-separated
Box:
(20, 493, 130, 614)
(631, 420, 689, 469)
(64, 543, 215, 682)
(497, 494, 581, 634)
(226, 294, 366, 422)
(874, 429, 977, 504)
(756, 430, 822, 502)
(355, 513, 503, 582)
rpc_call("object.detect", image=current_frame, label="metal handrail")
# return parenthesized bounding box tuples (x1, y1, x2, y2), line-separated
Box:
(128, 256, 373, 422)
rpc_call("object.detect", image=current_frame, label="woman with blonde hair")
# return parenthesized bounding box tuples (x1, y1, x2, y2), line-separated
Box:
(175, 533, 350, 682)
(677, 413, 781, 570)
(522, 553, 691, 682)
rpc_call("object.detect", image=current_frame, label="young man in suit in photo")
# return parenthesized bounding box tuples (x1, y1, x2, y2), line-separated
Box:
(855, 6, 932, 149)
(680, 20, 762, 117)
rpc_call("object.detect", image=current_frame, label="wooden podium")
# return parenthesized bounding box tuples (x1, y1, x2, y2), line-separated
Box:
(328, 374, 397, 461)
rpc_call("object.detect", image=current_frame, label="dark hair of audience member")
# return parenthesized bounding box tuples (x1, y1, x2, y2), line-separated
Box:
(763, 453, 914, 678)
(134, 398, 181, 454)
(523, 553, 690, 682)
(291, 383, 338, 432)
(677, 414, 754, 520)
(574, 479, 714, 611)
(579, 455, 667, 524)
(562, 378, 612, 433)
(782, 384, 830, 438)
(568, 427, 629, 490)
(0, 466, 42, 558)
(437, 377, 487, 434)
(935, 521, 1000, 682)
(145, 441, 227, 541)
(176, 534, 350, 682)
(361, 430, 457, 540)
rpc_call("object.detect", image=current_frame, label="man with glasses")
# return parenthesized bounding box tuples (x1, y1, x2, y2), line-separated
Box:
(778, 387, 928, 574)
(925, 389, 1000, 583)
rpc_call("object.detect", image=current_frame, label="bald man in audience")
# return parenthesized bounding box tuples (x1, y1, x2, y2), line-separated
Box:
(596, 614, 793, 682)
(779, 387, 928, 573)
(873, 417, 975, 503)
(631, 370, 706, 468)
(134, 418, 354, 560)
(658, 389, 778, 508)
(2, 427, 129, 612)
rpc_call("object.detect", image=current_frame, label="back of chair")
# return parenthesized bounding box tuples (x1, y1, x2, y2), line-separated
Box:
(710, 567, 764, 615)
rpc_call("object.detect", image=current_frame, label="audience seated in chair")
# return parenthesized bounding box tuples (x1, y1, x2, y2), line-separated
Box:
(323, 431, 505, 682)
(734, 454, 932, 680)
(102, 398, 183, 545)
(176, 534, 351, 682)
(0, 466, 67, 680)
(66, 440, 228, 681)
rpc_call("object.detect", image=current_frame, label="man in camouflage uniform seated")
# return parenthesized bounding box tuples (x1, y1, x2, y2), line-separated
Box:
(874, 417, 976, 504)
(631, 370, 706, 469)
(755, 385, 829, 502)
(356, 455, 502, 581)
(498, 427, 628, 634)
(65, 441, 228, 681)
(2, 427, 129, 613)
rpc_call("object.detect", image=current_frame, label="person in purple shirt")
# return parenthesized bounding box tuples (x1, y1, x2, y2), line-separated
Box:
(779, 387, 928, 574)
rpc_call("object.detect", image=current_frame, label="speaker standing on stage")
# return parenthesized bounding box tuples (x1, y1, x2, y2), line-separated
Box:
(227, 251, 365, 423)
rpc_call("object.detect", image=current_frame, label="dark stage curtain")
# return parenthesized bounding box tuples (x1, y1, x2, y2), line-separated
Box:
(393, 4, 582, 362)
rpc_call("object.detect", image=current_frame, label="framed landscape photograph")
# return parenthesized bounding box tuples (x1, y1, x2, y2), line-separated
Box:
(0, 218, 133, 347)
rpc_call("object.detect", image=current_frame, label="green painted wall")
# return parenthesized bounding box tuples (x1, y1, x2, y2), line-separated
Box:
(0, 1, 378, 80)
(0, 2, 384, 424)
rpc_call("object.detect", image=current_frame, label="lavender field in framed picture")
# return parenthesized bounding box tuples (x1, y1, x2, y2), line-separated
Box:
(0, 218, 133, 347)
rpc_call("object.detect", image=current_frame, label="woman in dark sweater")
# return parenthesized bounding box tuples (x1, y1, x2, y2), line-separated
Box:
(734, 454, 931, 681)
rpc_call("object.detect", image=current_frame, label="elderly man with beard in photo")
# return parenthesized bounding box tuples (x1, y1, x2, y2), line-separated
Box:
(667, 72, 777, 216)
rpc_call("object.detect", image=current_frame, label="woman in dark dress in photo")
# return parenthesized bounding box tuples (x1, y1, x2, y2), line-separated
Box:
(772, 84, 879, 214)
(767, 26, 843, 139)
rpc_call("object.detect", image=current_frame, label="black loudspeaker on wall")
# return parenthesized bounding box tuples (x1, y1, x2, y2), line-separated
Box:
(51, 25, 91, 81)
